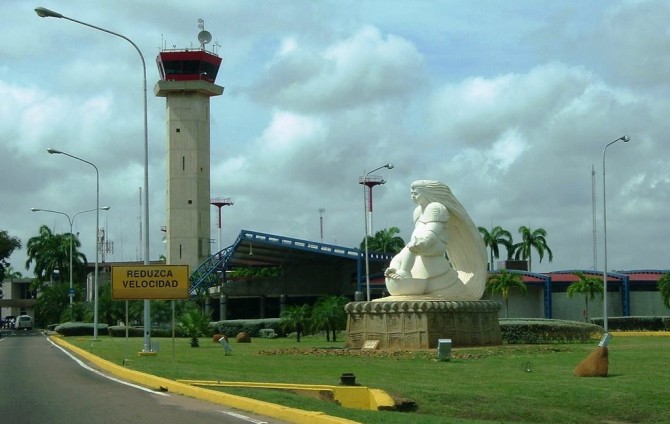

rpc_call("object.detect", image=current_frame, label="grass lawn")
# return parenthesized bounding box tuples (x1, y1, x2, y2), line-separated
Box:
(65, 333, 670, 423)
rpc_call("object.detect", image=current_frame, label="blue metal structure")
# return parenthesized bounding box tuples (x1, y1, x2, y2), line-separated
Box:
(189, 229, 393, 296)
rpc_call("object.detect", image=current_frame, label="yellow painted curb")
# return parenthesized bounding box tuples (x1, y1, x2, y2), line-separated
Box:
(610, 331, 670, 337)
(50, 336, 360, 424)
(177, 380, 395, 411)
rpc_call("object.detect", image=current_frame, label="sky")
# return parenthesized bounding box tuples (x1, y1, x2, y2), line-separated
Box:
(2, 0, 669, 276)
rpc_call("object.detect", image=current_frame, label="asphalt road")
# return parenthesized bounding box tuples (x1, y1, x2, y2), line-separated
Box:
(0, 329, 286, 424)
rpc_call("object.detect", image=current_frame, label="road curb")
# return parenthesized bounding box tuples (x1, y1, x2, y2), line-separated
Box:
(50, 335, 360, 424)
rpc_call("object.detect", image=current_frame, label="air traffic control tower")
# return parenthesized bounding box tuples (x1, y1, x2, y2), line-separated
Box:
(154, 22, 223, 271)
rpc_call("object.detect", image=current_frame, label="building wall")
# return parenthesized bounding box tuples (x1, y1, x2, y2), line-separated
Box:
(485, 286, 544, 318)
(629, 290, 667, 316)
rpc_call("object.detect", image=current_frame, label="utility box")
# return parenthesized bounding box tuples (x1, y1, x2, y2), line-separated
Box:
(437, 338, 452, 361)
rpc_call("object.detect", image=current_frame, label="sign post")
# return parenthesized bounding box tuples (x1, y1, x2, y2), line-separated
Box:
(112, 265, 189, 300)
(111, 265, 189, 356)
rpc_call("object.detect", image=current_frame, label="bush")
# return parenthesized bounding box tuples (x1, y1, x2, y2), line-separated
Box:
(215, 318, 282, 338)
(500, 318, 603, 344)
(54, 322, 109, 337)
(107, 325, 187, 338)
(259, 328, 278, 338)
(590, 316, 670, 331)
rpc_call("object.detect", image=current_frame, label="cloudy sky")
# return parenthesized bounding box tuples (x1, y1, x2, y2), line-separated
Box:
(2, 0, 668, 276)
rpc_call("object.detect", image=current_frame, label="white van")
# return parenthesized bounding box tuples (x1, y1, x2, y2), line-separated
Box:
(14, 315, 33, 330)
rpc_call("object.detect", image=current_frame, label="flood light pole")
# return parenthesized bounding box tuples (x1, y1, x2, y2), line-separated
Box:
(36, 7, 151, 350)
(46, 148, 104, 338)
(602, 135, 630, 334)
(361, 163, 393, 301)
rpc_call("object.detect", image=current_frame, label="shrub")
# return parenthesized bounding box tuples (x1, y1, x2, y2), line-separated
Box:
(590, 316, 670, 331)
(54, 322, 109, 337)
(107, 325, 187, 338)
(500, 318, 603, 344)
(215, 318, 282, 338)
(108, 326, 144, 337)
(259, 328, 278, 338)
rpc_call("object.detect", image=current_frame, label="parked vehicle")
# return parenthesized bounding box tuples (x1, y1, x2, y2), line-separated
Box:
(14, 315, 33, 330)
(2, 316, 16, 329)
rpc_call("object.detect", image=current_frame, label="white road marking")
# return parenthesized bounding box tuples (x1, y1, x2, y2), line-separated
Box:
(47, 337, 169, 396)
(219, 410, 269, 423)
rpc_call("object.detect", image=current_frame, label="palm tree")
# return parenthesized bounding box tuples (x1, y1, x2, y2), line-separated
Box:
(567, 272, 604, 321)
(658, 273, 670, 309)
(3, 266, 24, 280)
(486, 270, 527, 318)
(280, 304, 311, 342)
(25, 225, 87, 285)
(0, 229, 22, 282)
(360, 227, 405, 253)
(311, 295, 348, 341)
(513, 225, 553, 272)
(478, 226, 514, 270)
(178, 306, 212, 347)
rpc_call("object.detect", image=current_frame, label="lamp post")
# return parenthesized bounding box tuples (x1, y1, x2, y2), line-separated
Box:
(31, 207, 110, 309)
(36, 7, 151, 351)
(46, 148, 103, 339)
(361, 163, 394, 301)
(602, 135, 630, 335)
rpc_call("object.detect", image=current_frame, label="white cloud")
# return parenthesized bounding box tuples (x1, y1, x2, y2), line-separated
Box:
(2, 0, 669, 276)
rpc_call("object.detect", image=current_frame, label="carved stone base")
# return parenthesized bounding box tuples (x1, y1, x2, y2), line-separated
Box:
(345, 300, 502, 349)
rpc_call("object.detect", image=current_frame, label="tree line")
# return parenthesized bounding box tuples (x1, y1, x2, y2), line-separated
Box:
(2, 224, 670, 331)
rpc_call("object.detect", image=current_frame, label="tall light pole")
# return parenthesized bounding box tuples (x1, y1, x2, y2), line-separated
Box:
(210, 197, 234, 254)
(31, 207, 110, 309)
(361, 163, 393, 301)
(602, 135, 630, 334)
(46, 148, 104, 338)
(36, 7, 151, 350)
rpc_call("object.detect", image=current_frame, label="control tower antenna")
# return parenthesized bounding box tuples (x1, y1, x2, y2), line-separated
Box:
(197, 18, 212, 50)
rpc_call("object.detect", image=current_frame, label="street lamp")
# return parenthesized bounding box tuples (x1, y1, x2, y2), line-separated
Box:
(602, 135, 630, 335)
(46, 148, 104, 339)
(361, 163, 394, 301)
(31, 206, 110, 309)
(36, 7, 151, 351)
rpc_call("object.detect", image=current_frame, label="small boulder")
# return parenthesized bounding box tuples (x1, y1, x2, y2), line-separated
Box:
(236, 332, 251, 343)
(212, 334, 226, 343)
(574, 346, 609, 377)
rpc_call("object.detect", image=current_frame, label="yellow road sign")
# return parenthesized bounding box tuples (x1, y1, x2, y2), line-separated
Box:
(111, 265, 190, 300)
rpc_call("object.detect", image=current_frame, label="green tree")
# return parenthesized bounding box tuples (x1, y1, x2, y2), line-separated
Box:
(280, 304, 311, 342)
(486, 270, 527, 318)
(0, 230, 22, 282)
(3, 266, 24, 279)
(178, 305, 212, 347)
(360, 227, 405, 253)
(34, 282, 70, 326)
(513, 226, 553, 272)
(478, 226, 514, 270)
(25, 225, 87, 286)
(658, 273, 670, 309)
(567, 272, 604, 321)
(311, 295, 348, 342)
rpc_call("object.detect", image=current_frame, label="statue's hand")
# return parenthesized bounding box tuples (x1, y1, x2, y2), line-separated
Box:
(385, 268, 411, 280)
(407, 232, 436, 252)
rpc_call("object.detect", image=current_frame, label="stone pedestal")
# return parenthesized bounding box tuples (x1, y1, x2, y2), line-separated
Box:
(345, 299, 502, 349)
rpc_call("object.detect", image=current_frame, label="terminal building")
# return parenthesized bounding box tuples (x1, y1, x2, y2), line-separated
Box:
(2, 229, 668, 324)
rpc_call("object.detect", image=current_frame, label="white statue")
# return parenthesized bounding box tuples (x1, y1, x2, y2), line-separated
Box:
(384, 180, 487, 300)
